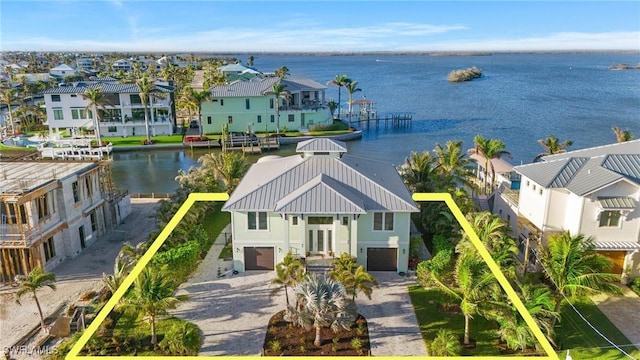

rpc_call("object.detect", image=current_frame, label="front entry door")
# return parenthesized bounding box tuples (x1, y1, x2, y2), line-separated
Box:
(307, 227, 333, 255)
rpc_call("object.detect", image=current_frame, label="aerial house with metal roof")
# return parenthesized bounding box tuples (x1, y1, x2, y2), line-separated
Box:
(0, 161, 130, 285)
(222, 138, 419, 273)
(203, 77, 332, 134)
(492, 139, 640, 279)
(42, 78, 175, 139)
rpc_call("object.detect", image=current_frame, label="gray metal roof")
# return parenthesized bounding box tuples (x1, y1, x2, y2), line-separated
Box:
(515, 142, 640, 196)
(223, 152, 418, 213)
(296, 138, 347, 153)
(542, 139, 640, 161)
(42, 81, 173, 95)
(595, 241, 640, 251)
(210, 77, 326, 98)
(598, 197, 637, 209)
(274, 174, 366, 214)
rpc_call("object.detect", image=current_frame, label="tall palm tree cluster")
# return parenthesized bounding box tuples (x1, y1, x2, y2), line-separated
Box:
(416, 211, 621, 354)
(270, 252, 378, 347)
(400, 140, 477, 242)
(327, 74, 362, 119)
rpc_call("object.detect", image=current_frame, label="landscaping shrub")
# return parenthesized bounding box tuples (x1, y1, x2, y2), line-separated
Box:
(152, 241, 200, 283)
(158, 320, 201, 356)
(630, 278, 640, 296)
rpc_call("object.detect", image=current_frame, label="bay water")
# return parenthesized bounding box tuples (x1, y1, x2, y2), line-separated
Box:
(112, 53, 640, 194)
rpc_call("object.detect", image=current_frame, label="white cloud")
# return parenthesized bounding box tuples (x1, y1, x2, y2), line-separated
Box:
(3, 23, 639, 52)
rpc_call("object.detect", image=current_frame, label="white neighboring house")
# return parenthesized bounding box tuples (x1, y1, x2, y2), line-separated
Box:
(493, 140, 640, 279)
(76, 58, 94, 71)
(42, 78, 175, 138)
(49, 64, 79, 79)
(222, 138, 419, 273)
(112, 59, 133, 72)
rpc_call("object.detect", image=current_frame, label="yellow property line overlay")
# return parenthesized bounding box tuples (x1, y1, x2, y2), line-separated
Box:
(66, 192, 558, 359)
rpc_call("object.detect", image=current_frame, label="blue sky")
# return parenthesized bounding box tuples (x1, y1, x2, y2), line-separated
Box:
(1, 1, 639, 52)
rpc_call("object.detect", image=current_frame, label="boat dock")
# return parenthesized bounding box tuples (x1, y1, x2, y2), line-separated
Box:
(348, 114, 413, 129)
(39, 143, 113, 160)
(222, 137, 280, 154)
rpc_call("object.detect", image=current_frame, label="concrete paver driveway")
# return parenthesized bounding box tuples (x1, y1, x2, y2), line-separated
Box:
(174, 270, 427, 356)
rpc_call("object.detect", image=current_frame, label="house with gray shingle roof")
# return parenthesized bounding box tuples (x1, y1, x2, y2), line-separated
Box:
(222, 138, 419, 273)
(493, 139, 640, 279)
(202, 77, 332, 134)
(41, 79, 175, 138)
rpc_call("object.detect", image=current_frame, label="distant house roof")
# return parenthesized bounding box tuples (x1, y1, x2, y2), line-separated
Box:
(51, 64, 77, 71)
(210, 77, 326, 98)
(469, 153, 513, 174)
(219, 63, 261, 74)
(223, 139, 418, 213)
(514, 139, 640, 196)
(296, 138, 347, 153)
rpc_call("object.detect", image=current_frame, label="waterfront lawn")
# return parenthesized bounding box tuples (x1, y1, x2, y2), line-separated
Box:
(0, 143, 38, 159)
(102, 135, 185, 146)
(408, 285, 501, 356)
(555, 297, 640, 359)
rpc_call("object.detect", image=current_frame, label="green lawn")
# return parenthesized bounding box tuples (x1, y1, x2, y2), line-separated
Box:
(409, 286, 640, 359)
(408, 285, 502, 356)
(555, 297, 640, 359)
(102, 135, 186, 146)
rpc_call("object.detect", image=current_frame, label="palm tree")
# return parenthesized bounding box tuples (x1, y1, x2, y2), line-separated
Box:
(289, 273, 356, 347)
(198, 151, 248, 193)
(537, 231, 622, 323)
(118, 269, 188, 345)
(274, 66, 290, 79)
(344, 80, 362, 119)
(327, 74, 350, 119)
(0, 88, 18, 135)
(399, 151, 439, 193)
(612, 126, 634, 143)
(497, 281, 558, 351)
(533, 135, 573, 162)
(329, 253, 378, 302)
(452, 252, 497, 345)
(457, 212, 517, 270)
(15, 267, 57, 332)
(270, 82, 290, 135)
(182, 86, 210, 137)
(434, 140, 477, 191)
(467, 135, 512, 194)
(82, 87, 111, 146)
(270, 252, 305, 307)
(136, 76, 165, 144)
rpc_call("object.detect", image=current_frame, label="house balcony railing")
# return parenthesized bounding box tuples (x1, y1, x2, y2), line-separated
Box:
(498, 183, 520, 207)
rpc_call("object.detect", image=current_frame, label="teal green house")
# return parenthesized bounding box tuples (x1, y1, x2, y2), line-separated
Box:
(201, 77, 332, 134)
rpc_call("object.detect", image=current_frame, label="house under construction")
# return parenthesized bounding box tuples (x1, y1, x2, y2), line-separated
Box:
(0, 160, 130, 285)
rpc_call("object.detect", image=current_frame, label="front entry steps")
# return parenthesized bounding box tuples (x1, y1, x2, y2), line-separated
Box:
(305, 255, 334, 274)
